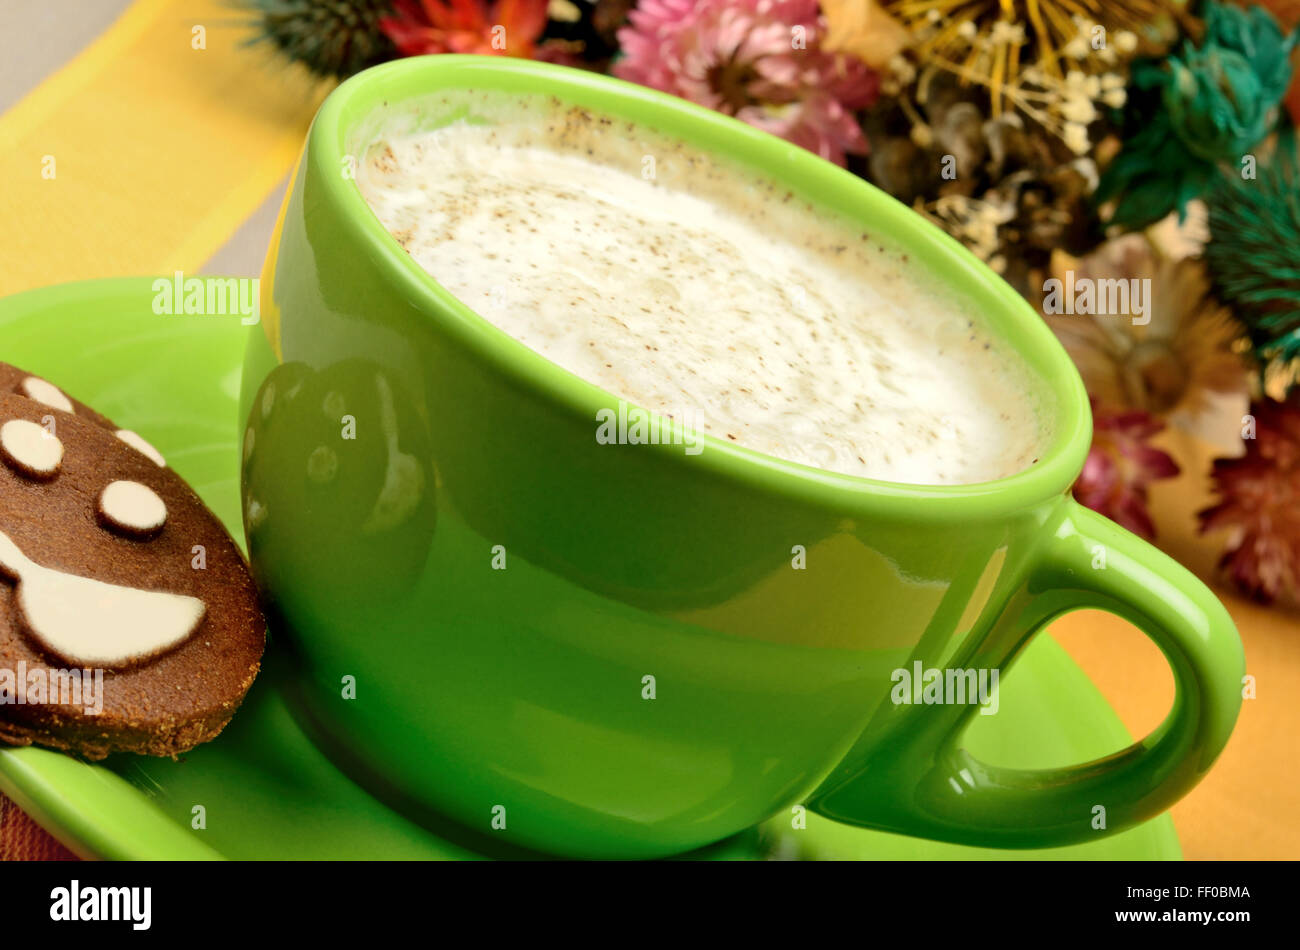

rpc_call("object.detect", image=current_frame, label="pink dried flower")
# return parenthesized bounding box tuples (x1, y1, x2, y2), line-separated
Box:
(614, 0, 879, 165)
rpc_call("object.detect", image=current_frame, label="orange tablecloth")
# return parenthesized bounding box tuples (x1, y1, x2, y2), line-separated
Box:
(1055, 427, 1300, 860)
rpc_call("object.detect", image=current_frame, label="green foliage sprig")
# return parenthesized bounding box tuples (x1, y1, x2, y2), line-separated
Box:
(1205, 131, 1300, 382)
(1096, 0, 1297, 232)
(237, 0, 396, 80)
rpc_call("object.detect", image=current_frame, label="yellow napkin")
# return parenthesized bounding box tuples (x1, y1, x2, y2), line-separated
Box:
(0, 0, 327, 296)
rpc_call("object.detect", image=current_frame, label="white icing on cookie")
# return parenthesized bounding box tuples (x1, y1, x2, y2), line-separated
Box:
(0, 528, 204, 667)
(20, 377, 73, 413)
(99, 480, 167, 535)
(0, 419, 63, 478)
(115, 430, 166, 467)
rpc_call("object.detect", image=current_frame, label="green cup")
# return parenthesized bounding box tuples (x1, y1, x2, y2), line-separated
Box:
(240, 55, 1244, 859)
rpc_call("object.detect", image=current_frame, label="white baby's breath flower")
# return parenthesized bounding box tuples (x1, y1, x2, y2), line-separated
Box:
(889, 54, 916, 86)
(1063, 121, 1091, 155)
(1059, 95, 1098, 124)
(990, 21, 1026, 46)
(1071, 157, 1099, 192)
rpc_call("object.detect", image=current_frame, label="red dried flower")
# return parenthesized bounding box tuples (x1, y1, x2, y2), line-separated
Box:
(1199, 393, 1300, 603)
(380, 0, 550, 58)
(1073, 403, 1180, 540)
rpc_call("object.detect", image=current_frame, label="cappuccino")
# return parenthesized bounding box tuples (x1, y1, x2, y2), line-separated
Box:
(356, 97, 1049, 485)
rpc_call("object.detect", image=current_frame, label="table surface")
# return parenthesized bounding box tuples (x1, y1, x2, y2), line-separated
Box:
(1, 0, 1297, 861)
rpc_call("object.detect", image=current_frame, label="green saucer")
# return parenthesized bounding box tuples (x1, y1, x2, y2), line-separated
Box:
(0, 278, 1180, 860)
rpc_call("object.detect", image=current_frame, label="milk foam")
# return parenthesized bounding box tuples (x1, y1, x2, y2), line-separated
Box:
(355, 100, 1049, 485)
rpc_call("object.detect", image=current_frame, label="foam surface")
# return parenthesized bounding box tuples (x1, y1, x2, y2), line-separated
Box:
(356, 103, 1049, 485)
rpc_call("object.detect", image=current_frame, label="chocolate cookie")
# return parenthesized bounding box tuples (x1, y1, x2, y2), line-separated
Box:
(0, 377, 264, 759)
(0, 363, 116, 430)
(0, 362, 168, 466)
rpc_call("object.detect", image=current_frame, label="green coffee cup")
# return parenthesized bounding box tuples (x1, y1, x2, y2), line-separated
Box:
(240, 55, 1244, 859)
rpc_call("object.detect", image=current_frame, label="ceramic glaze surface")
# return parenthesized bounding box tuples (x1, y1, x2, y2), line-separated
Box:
(242, 56, 1245, 859)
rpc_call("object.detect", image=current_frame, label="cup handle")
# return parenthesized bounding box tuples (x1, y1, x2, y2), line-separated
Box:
(808, 499, 1245, 847)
